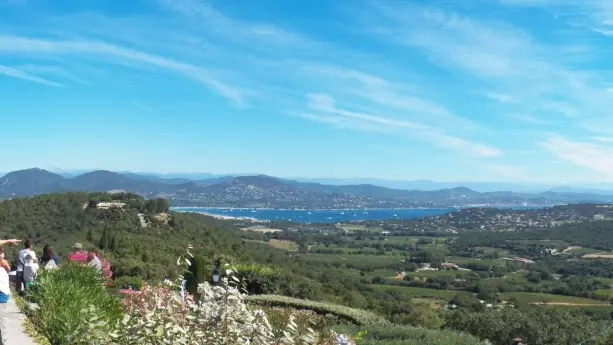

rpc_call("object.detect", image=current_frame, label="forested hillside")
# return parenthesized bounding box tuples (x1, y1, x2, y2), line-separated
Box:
(0, 192, 282, 280)
(5, 193, 613, 345)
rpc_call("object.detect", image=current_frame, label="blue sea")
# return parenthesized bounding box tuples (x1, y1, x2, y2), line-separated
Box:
(171, 206, 543, 223)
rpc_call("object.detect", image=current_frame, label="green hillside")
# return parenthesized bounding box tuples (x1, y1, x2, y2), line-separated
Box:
(5, 193, 613, 345)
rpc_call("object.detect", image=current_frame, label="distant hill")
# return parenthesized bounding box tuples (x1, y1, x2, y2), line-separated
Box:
(0, 168, 67, 196)
(3, 168, 613, 208)
(62, 170, 162, 194)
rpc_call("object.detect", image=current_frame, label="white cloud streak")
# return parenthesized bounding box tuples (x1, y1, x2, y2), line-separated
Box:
(132, 102, 155, 112)
(0, 64, 62, 86)
(307, 94, 502, 158)
(507, 113, 548, 125)
(540, 136, 613, 174)
(157, 0, 313, 47)
(17, 64, 90, 84)
(0, 35, 245, 104)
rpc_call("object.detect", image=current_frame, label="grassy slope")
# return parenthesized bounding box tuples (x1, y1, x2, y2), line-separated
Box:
(499, 292, 607, 305)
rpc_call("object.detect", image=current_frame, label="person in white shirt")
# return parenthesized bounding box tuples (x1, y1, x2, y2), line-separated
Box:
(87, 248, 102, 272)
(0, 247, 11, 303)
(23, 251, 39, 291)
(15, 239, 33, 294)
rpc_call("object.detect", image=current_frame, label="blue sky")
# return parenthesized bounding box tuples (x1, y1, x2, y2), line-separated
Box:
(1, 0, 613, 183)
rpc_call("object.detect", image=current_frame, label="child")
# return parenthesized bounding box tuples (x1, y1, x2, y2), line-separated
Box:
(23, 251, 39, 291)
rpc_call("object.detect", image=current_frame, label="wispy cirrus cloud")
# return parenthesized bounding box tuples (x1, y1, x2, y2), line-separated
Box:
(0, 35, 246, 104)
(498, 0, 613, 35)
(507, 113, 549, 125)
(540, 136, 613, 174)
(17, 64, 90, 84)
(157, 0, 315, 48)
(486, 93, 520, 104)
(132, 102, 155, 112)
(306, 93, 502, 158)
(355, 1, 613, 176)
(0, 64, 62, 86)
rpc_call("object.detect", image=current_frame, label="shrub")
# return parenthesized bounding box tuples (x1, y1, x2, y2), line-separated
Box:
(245, 294, 388, 326)
(67, 251, 113, 280)
(111, 275, 144, 290)
(445, 308, 608, 345)
(185, 255, 207, 295)
(234, 263, 285, 294)
(111, 272, 355, 345)
(27, 263, 123, 345)
(335, 324, 490, 345)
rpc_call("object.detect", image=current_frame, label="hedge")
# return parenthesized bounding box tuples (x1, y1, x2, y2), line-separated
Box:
(245, 294, 388, 325)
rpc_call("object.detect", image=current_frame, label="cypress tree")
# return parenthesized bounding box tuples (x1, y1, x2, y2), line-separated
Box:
(110, 234, 117, 252)
(185, 256, 207, 296)
(99, 228, 110, 250)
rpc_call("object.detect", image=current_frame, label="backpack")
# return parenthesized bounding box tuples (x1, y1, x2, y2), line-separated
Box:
(44, 259, 58, 270)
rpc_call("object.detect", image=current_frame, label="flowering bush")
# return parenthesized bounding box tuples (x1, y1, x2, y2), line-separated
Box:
(26, 263, 123, 345)
(67, 251, 113, 280)
(112, 272, 356, 345)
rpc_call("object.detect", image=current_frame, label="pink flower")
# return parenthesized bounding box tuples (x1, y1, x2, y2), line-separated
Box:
(67, 251, 113, 280)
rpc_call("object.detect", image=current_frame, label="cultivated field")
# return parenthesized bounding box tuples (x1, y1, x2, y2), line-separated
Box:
(368, 284, 455, 300)
(499, 292, 607, 306)
(583, 252, 613, 259)
(407, 270, 472, 278)
(241, 225, 283, 233)
(243, 239, 298, 251)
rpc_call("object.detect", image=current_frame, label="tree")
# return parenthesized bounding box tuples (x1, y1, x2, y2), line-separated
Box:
(110, 235, 118, 252)
(99, 228, 110, 250)
(185, 256, 207, 296)
(446, 308, 607, 345)
(372, 276, 385, 284)
(86, 229, 94, 242)
(406, 302, 444, 329)
(450, 292, 484, 312)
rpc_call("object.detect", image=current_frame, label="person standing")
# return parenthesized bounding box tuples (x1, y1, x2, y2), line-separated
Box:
(0, 247, 10, 304)
(15, 239, 33, 295)
(87, 248, 102, 272)
(23, 252, 39, 291)
(40, 245, 61, 270)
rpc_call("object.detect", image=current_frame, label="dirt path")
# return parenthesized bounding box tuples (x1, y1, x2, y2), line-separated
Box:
(562, 246, 581, 254)
(392, 271, 406, 280)
(137, 213, 149, 228)
(531, 302, 609, 306)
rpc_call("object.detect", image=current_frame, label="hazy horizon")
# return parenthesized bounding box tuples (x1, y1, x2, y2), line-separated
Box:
(6, 167, 613, 193)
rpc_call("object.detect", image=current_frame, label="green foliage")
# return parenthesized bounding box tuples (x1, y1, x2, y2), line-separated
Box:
(144, 198, 169, 213)
(99, 227, 111, 251)
(234, 263, 284, 294)
(450, 292, 484, 312)
(336, 324, 489, 345)
(27, 263, 123, 345)
(111, 275, 144, 290)
(245, 295, 388, 326)
(445, 307, 609, 345)
(185, 255, 207, 295)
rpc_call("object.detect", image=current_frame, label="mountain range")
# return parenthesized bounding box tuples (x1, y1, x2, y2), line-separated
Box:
(38, 170, 613, 193)
(2, 168, 613, 208)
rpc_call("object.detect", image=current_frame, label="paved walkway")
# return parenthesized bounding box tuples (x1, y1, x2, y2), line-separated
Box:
(0, 298, 37, 345)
